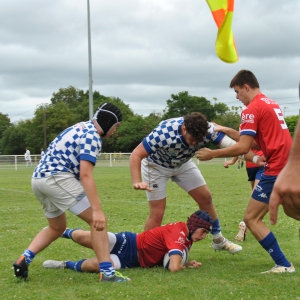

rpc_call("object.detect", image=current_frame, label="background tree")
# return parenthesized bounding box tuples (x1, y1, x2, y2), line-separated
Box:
(212, 106, 242, 131)
(1, 86, 258, 154)
(0, 113, 11, 139)
(162, 91, 229, 121)
(33, 88, 135, 153)
(115, 112, 162, 152)
(1, 120, 32, 154)
(285, 115, 299, 137)
(212, 98, 231, 117)
(0, 112, 11, 153)
(50, 87, 135, 124)
(50, 86, 86, 106)
(30, 102, 77, 153)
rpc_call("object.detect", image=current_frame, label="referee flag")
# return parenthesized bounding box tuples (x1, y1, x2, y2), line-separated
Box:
(206, 0, 238, 63)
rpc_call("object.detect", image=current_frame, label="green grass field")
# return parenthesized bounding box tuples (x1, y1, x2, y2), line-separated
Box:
(0, 163, 299, 300)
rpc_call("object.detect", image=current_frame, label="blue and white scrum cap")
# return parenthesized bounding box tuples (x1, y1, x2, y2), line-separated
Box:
(93, 102, 122, 137)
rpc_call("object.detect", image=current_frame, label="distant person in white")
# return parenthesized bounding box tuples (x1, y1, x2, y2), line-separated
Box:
(24, 147, 32, 167)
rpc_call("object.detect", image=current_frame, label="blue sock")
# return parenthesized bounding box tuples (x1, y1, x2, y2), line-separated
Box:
(100, 261, 115, 277)
(65, 259, 86, 272)
(23, 249, 35, 265)
(211, 218, 221, 235)
(62, 228, 78, 240)
(259, 232, 291, 267)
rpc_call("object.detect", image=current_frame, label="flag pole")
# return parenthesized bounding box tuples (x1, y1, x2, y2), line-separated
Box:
(87, 0, 93, 119)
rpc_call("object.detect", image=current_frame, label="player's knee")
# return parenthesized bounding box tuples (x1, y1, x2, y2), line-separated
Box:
(243, 215, 253, 230)
(151, 213, 164, 224)
(48, 225, 65, 237)
(198, 192, 213, 207)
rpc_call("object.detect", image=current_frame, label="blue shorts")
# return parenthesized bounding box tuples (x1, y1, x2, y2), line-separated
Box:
(111, 232, 139, 269)
(251, 174, 277, 204)
(246, 166, 264, 182)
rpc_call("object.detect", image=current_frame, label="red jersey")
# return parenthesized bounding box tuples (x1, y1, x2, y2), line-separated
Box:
(136, 222, 192, 268)
(246, 149, 264, 168)
(240, 94, 292, 176)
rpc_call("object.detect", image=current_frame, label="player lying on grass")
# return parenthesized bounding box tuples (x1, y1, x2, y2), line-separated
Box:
(43, 210, 212, 273)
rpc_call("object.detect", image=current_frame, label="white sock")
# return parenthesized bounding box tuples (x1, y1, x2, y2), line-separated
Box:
(212, 232, 224, 243)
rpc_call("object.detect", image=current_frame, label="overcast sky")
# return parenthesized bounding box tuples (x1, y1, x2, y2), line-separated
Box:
(1, 0, 299, 123)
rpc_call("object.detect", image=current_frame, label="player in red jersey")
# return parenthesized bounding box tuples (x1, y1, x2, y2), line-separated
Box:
(196, 70, 295, 274)
(42, 210, 213, 273)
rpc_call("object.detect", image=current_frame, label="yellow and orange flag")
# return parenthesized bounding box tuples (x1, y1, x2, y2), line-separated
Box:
(206, 0, 238, 63)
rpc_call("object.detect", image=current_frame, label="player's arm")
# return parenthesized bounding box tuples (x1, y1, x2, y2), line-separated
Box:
(80, 160, 106, 231)
(168, 254, 186, 272)
(224, 156, 239, 168)
(213, 123, 261, 150)
(196, 135, 253, 160)
(200, 131, 264, 165)
(213, 123, 240, 141)
(129, 142, 153, 191)
(250, 140, 260, 150)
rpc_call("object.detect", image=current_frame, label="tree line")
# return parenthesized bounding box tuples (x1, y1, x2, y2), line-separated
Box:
(0, 86, 298, 155)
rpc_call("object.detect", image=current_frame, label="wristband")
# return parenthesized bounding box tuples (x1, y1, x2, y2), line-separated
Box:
(252, 155, 259, 164)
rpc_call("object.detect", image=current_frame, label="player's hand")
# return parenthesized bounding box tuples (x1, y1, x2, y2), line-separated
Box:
(186, 260, 202, 268)
(195, 148, 213, 161)
(133, 182, 153, 191)
(92, 210, 106, 231)
(256, 155, 266, 167)
(223, 162, 229, 168)
(211, 123, 227, 133)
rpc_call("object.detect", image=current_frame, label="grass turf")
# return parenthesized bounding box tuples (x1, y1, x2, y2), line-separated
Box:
(0, 161, 299, 300)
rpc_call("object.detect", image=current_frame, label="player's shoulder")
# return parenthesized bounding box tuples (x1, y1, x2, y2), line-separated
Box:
(255, 94, 279, 108)
(164, 221, 187, 231)
(151, 117, 183, 136)
(73, 121, 97, 136)
(160, 117, 183, 127)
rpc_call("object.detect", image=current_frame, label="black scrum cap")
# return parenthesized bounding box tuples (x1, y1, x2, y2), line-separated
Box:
(93, 103, 122, 137)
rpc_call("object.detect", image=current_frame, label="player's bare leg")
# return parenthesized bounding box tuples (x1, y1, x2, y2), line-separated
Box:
(189, 185, 242, 254)
(144, 198, 166, 231)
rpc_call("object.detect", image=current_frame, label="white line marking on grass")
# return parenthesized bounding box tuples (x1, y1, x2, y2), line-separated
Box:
(0, 187, 34, 194)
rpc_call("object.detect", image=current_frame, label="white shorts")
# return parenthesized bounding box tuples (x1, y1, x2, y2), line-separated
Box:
(31, 173, 90, 218)
(107, 232, 121, 270)
(141, 159, 206, 201)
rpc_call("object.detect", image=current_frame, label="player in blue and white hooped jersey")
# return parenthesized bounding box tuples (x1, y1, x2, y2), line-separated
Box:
(13, 103, 131, 283)
(130, 112, 242, 254)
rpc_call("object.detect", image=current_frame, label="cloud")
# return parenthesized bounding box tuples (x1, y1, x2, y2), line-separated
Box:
(0, 0, 299, 122)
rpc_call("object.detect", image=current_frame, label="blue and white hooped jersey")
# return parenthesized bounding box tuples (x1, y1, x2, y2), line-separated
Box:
(33, 121, 102, 179)
(142, 117, 224, 168)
